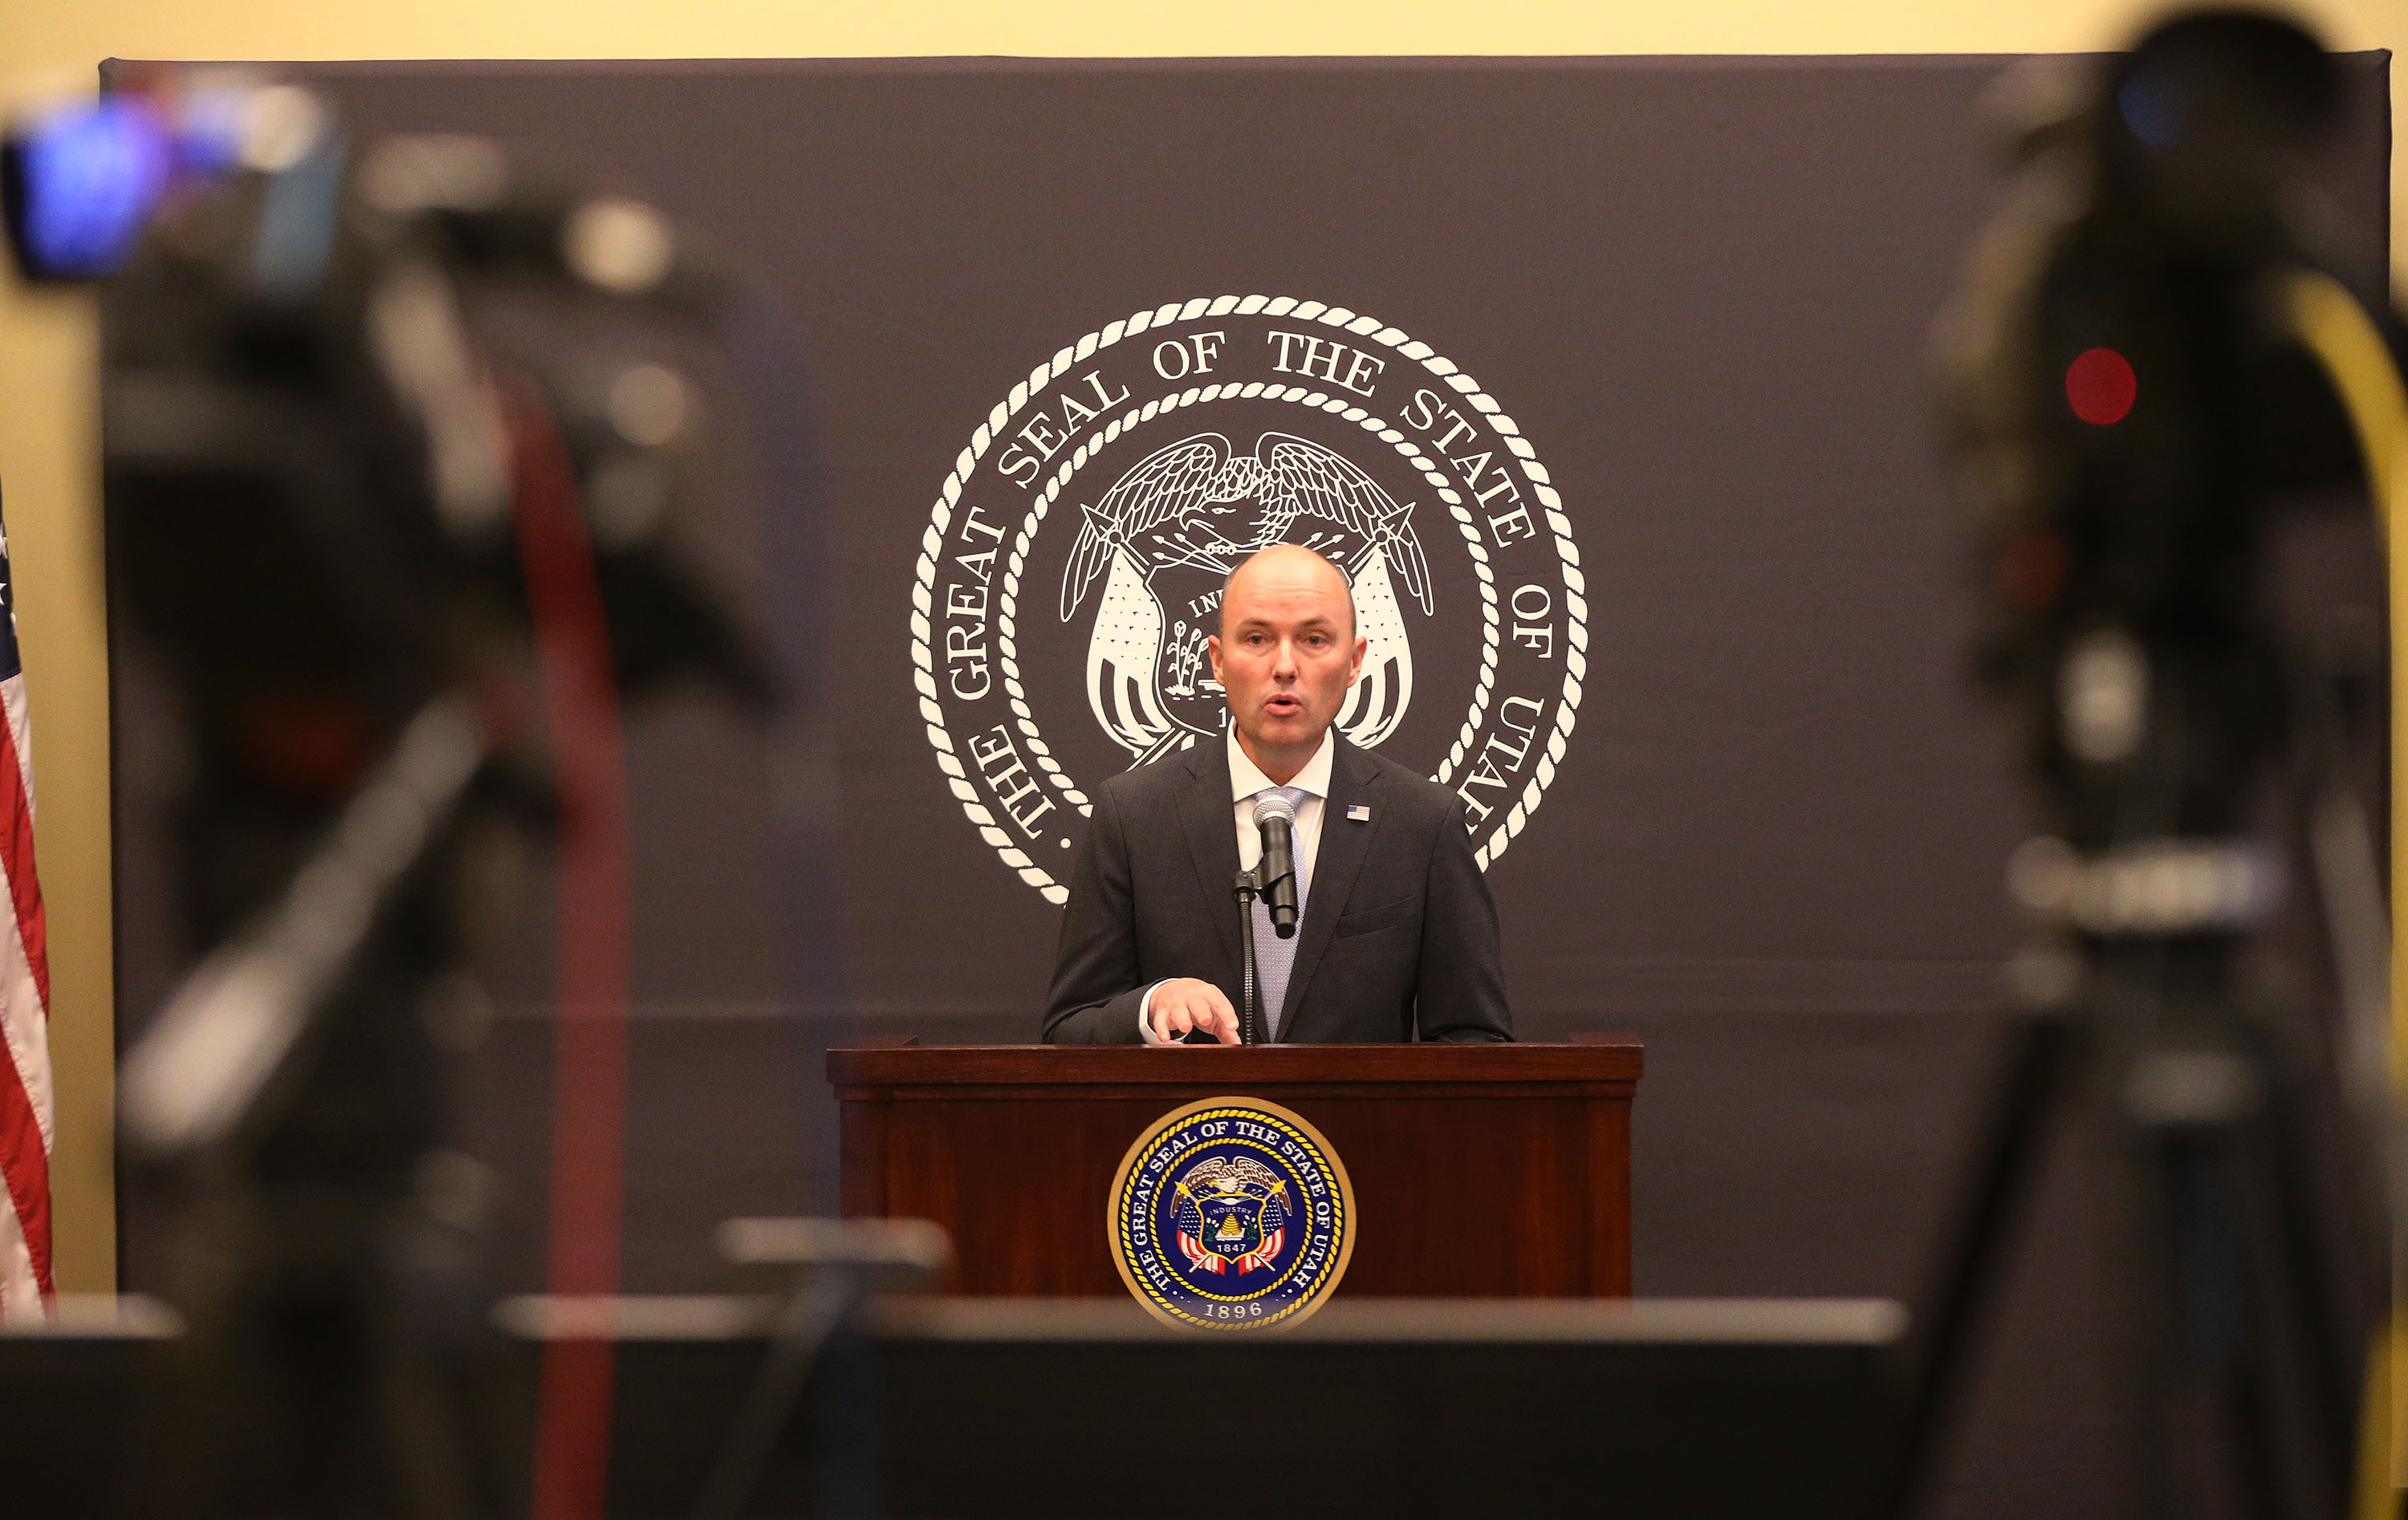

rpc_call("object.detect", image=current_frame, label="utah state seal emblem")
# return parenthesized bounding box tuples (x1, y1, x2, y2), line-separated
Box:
(1109, 1097, 1355, 1330)
(910, 295, 1587, 904)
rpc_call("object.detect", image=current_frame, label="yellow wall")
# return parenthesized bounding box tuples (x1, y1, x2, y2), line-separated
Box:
(3, 0, 2399, 1293)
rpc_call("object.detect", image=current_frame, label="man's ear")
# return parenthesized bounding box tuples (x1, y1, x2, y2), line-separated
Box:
(1347, 636, 1368, 686)
(1207, 634, 1224, 684)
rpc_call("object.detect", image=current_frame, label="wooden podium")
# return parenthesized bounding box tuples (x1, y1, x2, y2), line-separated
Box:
(829, 1042, 1643, 1297)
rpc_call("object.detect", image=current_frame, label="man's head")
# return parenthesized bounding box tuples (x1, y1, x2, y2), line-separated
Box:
(1209, 544, 1366, 776)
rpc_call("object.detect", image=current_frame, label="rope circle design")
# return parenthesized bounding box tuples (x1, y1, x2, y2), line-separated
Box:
(909, 295, 1588, 900)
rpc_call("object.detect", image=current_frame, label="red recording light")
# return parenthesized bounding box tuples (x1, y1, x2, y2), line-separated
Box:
(2065, 347, 2137, 425)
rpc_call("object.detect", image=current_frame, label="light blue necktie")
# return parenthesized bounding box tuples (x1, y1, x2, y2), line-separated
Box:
(1250, 786, 1309, 1040)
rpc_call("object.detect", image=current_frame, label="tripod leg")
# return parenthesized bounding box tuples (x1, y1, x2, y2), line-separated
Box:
(1883, 1010, 2076, 1520)
(2255, 1030, 2366, 1509)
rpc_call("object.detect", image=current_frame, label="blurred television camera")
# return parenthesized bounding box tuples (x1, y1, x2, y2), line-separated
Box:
(1911, 11, 2408, 1519)
(5, 70, 776, 1517)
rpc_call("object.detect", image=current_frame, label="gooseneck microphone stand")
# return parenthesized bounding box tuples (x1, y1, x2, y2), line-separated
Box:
(1234, 868, 1267, 1046)
(1231, 854, 1297, 1046)
(1232, 788, 1301, 1045)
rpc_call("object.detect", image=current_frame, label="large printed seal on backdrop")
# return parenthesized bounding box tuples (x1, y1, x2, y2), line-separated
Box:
(1109, 1096, 1355, 1330)
(911, 296, 1587, 902)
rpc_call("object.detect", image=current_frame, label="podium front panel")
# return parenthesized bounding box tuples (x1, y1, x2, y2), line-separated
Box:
(829, 1042, 1641, 1297)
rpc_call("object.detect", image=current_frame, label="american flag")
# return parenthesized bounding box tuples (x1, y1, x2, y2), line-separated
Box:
(0, 507, 51, 1317)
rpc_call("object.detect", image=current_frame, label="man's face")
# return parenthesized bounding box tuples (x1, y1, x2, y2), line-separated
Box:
(1208, 549, 1367, 758)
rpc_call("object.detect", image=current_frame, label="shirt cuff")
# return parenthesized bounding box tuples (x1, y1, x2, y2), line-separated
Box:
(1137, 981, 1169, 1044)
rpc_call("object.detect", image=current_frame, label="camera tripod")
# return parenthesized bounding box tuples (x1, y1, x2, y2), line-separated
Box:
(1884, 631, 2392, 1520)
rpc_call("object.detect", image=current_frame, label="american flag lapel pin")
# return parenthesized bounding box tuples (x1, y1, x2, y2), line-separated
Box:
(1346, 804, 1371, 823)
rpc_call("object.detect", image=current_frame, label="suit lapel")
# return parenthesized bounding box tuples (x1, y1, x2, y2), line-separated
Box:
(1276, 738, 1383, 1042)
(1177, 738, 1243, 983)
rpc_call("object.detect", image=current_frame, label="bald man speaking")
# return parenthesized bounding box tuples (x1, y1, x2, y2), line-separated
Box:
(1043, 545, 1514, 1045)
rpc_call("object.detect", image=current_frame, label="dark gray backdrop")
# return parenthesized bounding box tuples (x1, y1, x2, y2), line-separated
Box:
(106, 55, 2394, 1519)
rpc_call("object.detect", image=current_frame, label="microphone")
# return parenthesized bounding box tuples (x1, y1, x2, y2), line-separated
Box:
(1252, 791, 1300, 939)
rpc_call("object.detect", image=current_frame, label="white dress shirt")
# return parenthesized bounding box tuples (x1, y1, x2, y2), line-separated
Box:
(1138, 727, 1336, 1042)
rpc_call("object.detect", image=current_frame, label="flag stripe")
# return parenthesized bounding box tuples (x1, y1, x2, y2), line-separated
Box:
(0, 583, 55, 1317)
(0, 677, 51, 1014)
(0, 1201, 35, 1313)
(0, 1012, 51, 1306)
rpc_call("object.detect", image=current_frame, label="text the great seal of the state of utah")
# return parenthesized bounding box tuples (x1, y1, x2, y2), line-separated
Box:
(910, 295, 1587, 902)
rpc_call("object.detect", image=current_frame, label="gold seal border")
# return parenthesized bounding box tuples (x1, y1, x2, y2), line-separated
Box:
(1106, 1095, 1359, 1332)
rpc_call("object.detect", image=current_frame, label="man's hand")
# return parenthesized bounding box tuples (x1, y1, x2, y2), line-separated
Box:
(1149, 978, 1240, 1045)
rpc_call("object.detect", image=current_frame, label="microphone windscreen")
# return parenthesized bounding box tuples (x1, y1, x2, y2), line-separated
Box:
(1252, 791, 1299, 827)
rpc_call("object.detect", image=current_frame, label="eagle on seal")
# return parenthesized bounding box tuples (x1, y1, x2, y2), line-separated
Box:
(1170, 1153, 1292, 1277)
(1059, 432, 1434, 767)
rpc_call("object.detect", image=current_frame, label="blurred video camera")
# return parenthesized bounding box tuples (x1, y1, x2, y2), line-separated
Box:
(2, 71, 782, 1518)
(1917, 12, 2408, 1518)
(6, 70, 773, 1146)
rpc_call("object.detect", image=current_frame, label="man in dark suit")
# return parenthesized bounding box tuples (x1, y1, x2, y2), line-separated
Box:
(1044, 544, 1512, 1044)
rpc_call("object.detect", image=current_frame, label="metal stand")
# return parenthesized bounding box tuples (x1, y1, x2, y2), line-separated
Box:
(690, 1218, 947, 1520)
(1891, 986, 2362, 1518)
(1887, 641, 2393, 1520)
(118, 697, 516, 1520)
(1884, 1011, 2079, 1517)
(1234, 870, 1263, 1045)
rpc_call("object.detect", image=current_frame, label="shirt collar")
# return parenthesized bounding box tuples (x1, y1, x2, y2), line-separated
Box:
(1226, 725, 1335, 803)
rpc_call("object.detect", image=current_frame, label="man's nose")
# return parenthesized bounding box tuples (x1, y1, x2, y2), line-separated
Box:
(1272, 638, 1300, 677)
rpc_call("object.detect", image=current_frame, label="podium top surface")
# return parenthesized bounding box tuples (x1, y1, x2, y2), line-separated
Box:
(828, 1039, 1642, 1089)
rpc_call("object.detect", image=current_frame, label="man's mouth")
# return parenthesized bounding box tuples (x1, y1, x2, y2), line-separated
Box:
(1264, 694, 1304, 717)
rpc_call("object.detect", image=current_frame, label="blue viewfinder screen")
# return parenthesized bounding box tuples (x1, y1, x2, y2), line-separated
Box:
(14, 100, 173, 278)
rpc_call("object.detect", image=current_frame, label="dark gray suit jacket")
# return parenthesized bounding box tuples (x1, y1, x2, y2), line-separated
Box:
(1043, 734, 1513, 1043)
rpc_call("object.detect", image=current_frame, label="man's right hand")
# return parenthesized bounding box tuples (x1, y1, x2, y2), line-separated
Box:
(1148, 978, 1241, 1045)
